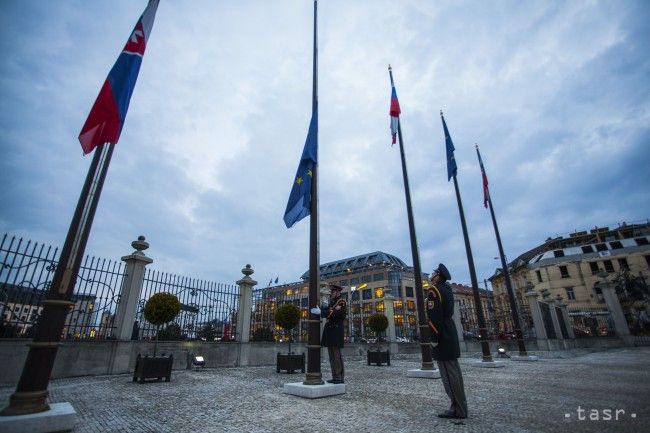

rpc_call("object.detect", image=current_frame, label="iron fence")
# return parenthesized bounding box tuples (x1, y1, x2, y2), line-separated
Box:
(250, 286, 453, 343)
(0, 234, 124, 339)
(457, 302, 535, 341)
(136, 269, 240, 341)
(567, 307, 616, 337)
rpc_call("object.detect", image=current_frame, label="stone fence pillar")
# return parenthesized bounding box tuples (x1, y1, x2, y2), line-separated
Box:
(453, 298, 464, 343)
(600, 276, 631, 342)
(384, 294, 397, 343)
(556, 298, 575, 339)
(113, 236, 153, 341)
(236, 264, 256, 343)
(525, 290, 547, 341)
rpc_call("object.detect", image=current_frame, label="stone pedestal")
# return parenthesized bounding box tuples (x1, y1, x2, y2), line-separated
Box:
(600, 277, 632, 344)
(526, 289, 549, 350)
(0, 403, 76, 433)
(113, 236, 153, 341)
(283, 382, 345, 399)
(406, 368, 441, 379)
(236, 265, 257, 343)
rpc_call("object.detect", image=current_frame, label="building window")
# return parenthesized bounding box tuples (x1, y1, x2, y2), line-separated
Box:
(362, 274, 372, 283)
(407, 315, 417, 326)
(581, 245, 594, 254)
(339, 279, 348, 286)
(351, 304, 360, 314)
(373, 273, 384, 281)
(394, 314, 404, 326)
(301, 298, 308, 307)
(350, 278, 359, 285)
(565, 287, 576, 301)
(635, 237, 649, 246)
(559, 265, 570, 278)
(609, 241, 623, 249)
(595, 243, 608, 252)
(362, 289, 372, 300)
(405, 286, 414, 297)
(395, 286, 402, 297)
(374, 288, 384, 298)
(589, 262, 600, 275)
(362, 303, 373, 313)
(407, 300, 415, 311)
(536, 270, 542, 283)
(554, 250, 565, 258)
(375, 301, 385, 312)
(603, 260, 614, 273)
(351, 290, 360, 301)
(617, 258, 629, 270)
(393, 300, 403, 310)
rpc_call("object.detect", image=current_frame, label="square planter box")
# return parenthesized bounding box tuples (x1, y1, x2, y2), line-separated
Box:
(277, 353, 305, 374)
(133, 354, 173, 383)
(367, 349, 390, 366)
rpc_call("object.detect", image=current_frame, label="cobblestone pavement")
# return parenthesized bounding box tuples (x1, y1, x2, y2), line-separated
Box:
(1, 348, 649, 433)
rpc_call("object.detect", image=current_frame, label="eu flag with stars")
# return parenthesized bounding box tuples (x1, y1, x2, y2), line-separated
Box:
(284, 109, 318, 228)
(440, 112, 458, 181)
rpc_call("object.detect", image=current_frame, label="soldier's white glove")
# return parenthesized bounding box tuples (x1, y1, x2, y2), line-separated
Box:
(310, 307, 321, 315)
(430, 341, 439, 347)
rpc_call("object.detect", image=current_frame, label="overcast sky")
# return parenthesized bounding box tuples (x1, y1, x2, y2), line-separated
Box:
(1, 0, 649, 290)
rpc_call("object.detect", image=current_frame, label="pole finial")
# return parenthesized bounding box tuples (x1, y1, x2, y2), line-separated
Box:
(388, 64, 392, 71)
(475, 143, 479, 149)
(440, 109, 444, 116)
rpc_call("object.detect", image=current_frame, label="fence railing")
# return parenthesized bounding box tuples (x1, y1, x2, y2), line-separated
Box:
(136, 269, 240, 341)
(0, 234, 124, 340)
(458, 302, 535, 341)
(567, 308, 616, 337)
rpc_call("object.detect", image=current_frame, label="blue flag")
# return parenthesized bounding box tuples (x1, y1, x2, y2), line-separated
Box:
(440, 112, 457, 181)
(284, 109, 318, 228)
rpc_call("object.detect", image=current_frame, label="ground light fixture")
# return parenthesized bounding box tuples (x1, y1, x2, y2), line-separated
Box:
(497, 347, 511, 358)
(192, 355, 206, 367)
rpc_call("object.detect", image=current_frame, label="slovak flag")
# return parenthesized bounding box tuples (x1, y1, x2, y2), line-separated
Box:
(389, 77, 401, 145)
(476, 146, 490, 208)
(78, 0, 159, 154)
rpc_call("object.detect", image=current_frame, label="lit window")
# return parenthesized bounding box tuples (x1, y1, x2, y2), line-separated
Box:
(376, 301, 384, 312)
(407, 300, 415, 311)
(374, 288, 384, 298)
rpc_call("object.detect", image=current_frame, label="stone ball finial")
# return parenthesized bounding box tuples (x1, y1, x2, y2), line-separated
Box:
(131, 236, 149, 252)
(242, 264, 254, 277)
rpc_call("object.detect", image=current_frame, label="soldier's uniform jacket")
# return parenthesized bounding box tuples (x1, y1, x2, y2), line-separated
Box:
(320, 297, 347, 348)
(426, 281, 460, 361)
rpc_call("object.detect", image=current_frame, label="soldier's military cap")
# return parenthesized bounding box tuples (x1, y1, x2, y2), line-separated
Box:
(434, 263, 452, 281)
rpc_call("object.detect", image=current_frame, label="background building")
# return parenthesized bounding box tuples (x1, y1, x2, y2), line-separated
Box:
(489, 220, 650, 336)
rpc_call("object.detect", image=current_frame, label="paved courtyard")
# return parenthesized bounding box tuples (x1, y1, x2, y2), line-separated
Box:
(1, 347, 649, 433)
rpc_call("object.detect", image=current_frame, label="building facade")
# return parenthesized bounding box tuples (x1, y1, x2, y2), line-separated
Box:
(489, 221, 650, 336)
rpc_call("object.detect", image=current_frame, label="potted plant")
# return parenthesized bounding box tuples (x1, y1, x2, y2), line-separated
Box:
(133, 292, 181, 383)
(275, 303, 305, 373)
(367, 313, 390, 366)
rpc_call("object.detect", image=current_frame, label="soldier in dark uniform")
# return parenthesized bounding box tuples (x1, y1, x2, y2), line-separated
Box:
(311, 284, 347, 384)
(427, 263, 468, 419)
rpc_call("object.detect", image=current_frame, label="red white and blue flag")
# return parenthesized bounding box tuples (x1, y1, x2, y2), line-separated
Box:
(389, 74, 401, 145)
(476, 146, 490, 208)
(78, 0, 159, 154)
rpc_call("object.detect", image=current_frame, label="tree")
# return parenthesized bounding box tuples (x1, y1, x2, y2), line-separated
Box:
(368, 313, 389, 347)
(144, 292, 181, 356)
(275, 304, 301, 354)
(197, 323, 217, 341)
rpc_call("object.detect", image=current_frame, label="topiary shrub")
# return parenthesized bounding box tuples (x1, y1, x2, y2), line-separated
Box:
(275, 304, 301, 354)
(144, 292, 181, 356)
(368, 313, 389, 347)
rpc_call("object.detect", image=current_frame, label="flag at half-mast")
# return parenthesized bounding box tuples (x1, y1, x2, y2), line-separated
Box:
(477, 146, 490, 208)
(389, 71, 401, 145)
(78, 0, 159, 154)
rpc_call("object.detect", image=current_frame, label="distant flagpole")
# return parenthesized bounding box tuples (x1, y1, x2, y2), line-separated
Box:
(388, 66, 433, 371)
(476, 144, 529, 357)
(1, 0, 159, 416)
(440, 111, 494, 363)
